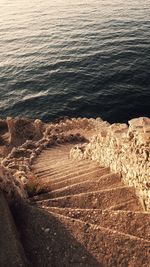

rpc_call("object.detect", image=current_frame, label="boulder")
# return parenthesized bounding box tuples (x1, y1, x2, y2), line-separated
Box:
(7, 117, 43, 146)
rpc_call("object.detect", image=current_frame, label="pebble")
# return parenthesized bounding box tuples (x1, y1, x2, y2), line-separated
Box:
(44, 228, 50, 233)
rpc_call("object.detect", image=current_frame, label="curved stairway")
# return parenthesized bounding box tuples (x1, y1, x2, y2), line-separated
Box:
(14, 141, 150, 267)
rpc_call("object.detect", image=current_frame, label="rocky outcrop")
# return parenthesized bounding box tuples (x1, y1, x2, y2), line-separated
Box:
(0, 165, 27, 203)
(0, 119, 8, 145)
(70, 117, 150, 211)
(7, 117, 44, 146)
(0, 116, 149, 266)
(0, 117, 94, 202)
(0, 116, 149, 209)
(18, 138, 149, 267)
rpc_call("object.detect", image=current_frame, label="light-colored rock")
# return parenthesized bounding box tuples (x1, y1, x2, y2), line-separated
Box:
(0, 116, 149, 210)
(0, 165, 27, 202)
(7, 117, 43, 146)
(70, 117, 150, 211)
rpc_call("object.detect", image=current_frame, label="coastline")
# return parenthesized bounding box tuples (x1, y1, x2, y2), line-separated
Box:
(0, 116, 149, 210)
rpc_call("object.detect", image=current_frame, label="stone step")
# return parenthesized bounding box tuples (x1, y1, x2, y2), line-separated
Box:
(107, 199, 142, 211)
(35, 165, 103, 181)
(34, 154, 70, 164)
(46, 207, 150, 241)
(38, 158, 98, 169)
(35, 149, 70, 157)
(33, 155, 71, 166)
(15, 203, 150, 267)
(36, 186, 142, 210)
(35, 198, 142, 212)
(43, 144, 75, 151)
(35, 154, 70, 162)
(35, 168, 110, 192)
(36, 148, 71, 156)
(33, 157, 71, 167)
(33, 156, 97, 166)
(49, 212, 150, 266)
(34, 161, 100, 178)
(0, 192, 29, 267)
(34, 145, 74, 158)
(41, 148, 71, 155)
(33, 173, 122, 201)
(44, 144, 76, 151)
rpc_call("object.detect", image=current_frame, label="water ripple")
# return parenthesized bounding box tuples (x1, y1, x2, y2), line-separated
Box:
(0, 0, 150, 122)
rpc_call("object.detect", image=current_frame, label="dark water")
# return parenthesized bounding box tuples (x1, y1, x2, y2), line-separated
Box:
(0, 0, 150, 123)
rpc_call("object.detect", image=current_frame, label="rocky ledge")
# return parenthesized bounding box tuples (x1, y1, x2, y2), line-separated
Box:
(0, 116, 149, 211)
(70, 117, 150, 211)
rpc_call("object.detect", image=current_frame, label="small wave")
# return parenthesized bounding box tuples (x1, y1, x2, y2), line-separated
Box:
(0, 0, 150, 122)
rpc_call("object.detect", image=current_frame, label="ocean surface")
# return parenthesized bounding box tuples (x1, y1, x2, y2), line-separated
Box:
(0, 0, 150, 123)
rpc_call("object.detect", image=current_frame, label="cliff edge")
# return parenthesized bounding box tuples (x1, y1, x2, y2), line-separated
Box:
(0, 116, 149, 266)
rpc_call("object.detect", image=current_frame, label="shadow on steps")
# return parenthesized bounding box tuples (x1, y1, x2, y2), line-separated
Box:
(12, 202, 102, 267)
(0, 193, 28, 267)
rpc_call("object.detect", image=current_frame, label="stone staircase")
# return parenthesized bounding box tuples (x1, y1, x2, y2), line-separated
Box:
(12, 141, 150, 267)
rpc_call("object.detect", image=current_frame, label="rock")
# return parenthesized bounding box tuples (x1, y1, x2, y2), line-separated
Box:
(71, 117, 150, 211)
(0, 165, 27, 201)
(0, 116, 149, 211)
(44, 228, 50, 233)
(7, 117, 43, 146)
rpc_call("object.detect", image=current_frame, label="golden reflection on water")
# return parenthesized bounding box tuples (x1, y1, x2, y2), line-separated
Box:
(0, 0, 149, 121)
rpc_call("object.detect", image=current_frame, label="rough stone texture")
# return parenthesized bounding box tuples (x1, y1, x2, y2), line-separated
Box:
(0, 119, 8, 133)
(0, 116, 149, 210)
(70, 117, 150, 211)
(0, 118, 96, 202)
(0, 119, 8, 145)
(7, 117, 43, 146)
(0, 116, 149, 266)
(0, 165, 27, 202)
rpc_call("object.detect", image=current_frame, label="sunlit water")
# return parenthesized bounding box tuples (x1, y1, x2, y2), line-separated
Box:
(0, 0, 150, 122)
